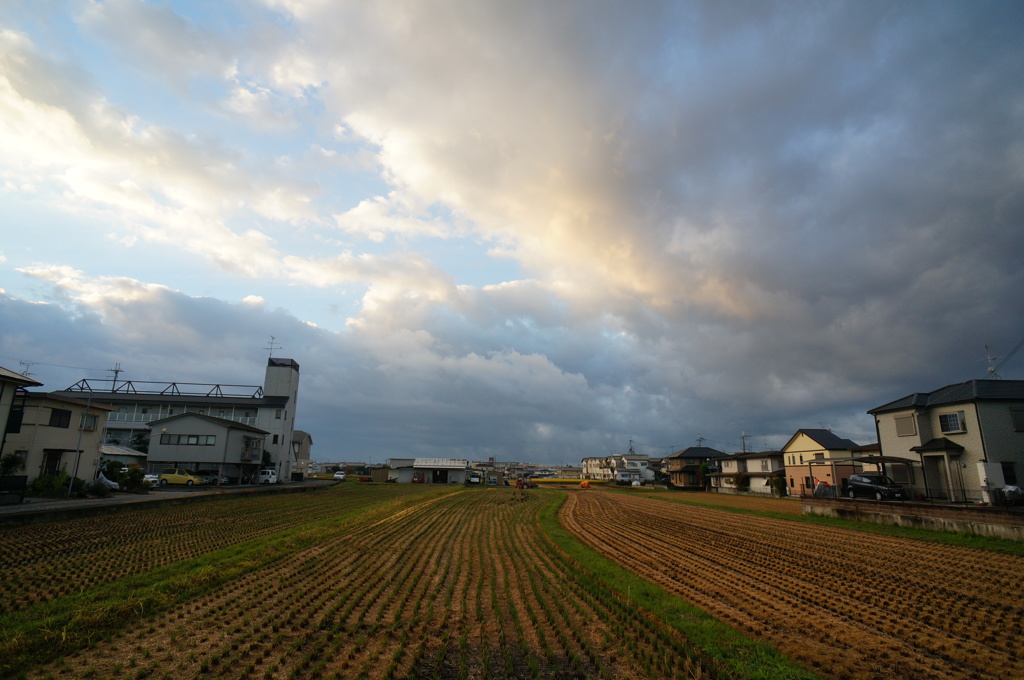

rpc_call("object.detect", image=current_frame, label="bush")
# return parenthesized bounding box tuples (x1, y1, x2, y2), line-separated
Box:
(118, 465, 147, 493)
(86, 480, 112, 497)
(0, 453, 26, 476)
(30, 472, 85, 498)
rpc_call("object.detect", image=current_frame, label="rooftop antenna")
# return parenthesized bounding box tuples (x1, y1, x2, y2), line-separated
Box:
(264, 336, 282, 359)
(18, 361, 35, 378)
(984, 336, 1024, 379)
(696, 434, 705, 447)
(107, 362, 122, 391)
(818, 422, 832, 432)
(740, 432, 748, 453)
(985, 344, 1001, 379)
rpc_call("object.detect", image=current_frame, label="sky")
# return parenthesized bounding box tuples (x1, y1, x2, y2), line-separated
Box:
(1, 1, 1023, 464)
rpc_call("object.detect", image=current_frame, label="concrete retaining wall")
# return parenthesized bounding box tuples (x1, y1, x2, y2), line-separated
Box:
(802, 498, 1024, 541)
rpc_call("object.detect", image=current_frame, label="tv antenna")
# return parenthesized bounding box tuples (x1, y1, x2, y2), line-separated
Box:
(18, 361, 35, 378)
(985, 344, 1001, 379)
(984, 336, 1024, 379)
(264, 336, 283, 358)
(696, 434, 705, 447)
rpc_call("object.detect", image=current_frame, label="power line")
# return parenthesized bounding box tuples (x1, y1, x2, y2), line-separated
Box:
(991, 335, 1024, 377)
(0, 355, 108, 374)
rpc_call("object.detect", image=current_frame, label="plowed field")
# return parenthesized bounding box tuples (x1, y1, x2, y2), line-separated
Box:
(560, 490, 1024, 680)
(1, 486, 725, 680)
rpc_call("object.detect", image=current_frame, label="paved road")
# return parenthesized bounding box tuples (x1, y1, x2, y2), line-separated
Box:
(0, 480, 335, 525)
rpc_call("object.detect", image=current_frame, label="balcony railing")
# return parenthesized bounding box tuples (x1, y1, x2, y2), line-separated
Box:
(106, 413, 258, 426)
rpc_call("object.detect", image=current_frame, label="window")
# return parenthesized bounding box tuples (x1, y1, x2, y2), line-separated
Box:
(48, 408, 72, 428)
(939, 411, 966, 434)
(80, 413, 98, 430)
(159, 434, 216, 446)
(894, 415, 917, 437)
(1011, 407, 1024, 432)
(272, 434, 279, 445)
(789, 477, 794, 488)
(1002, 462, 1018, 486)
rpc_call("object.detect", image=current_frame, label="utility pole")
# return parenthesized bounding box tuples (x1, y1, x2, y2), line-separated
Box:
(68, 393, 93, 496)
(107, 363, 122, 391)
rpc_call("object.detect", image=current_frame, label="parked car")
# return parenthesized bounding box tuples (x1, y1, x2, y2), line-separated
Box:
(468, 474, 481, 484)
(143, 473, 161, 485)
(258, 469, 278, 484)
(333, 471, 346, 481)
(846, 474, 907, 501)
(198, 471, 230, 484)
(158, 468, 205, 486)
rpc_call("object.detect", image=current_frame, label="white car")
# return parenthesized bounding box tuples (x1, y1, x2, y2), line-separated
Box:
(258, 469, 278, 484)
(143, 473, 160, 485)
(333, 471, 346, 481)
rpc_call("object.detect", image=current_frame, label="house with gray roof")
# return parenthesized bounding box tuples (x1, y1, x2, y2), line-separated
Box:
(781, 428, 861, 497)
(868, 379, 1024, 503)
(663, 446, 726, 489)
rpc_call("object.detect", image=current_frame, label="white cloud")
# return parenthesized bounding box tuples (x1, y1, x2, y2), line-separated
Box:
(333, 194, 451, 241)
(2, 2, 1023, 462)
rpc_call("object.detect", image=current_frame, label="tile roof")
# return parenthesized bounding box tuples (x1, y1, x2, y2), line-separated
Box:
(148, 412, 269, 434)
(796, 429, 860, 450)
(0, 365, 43, 387)
(868, 379, 1024, 414)
(665, 446, 726, 459)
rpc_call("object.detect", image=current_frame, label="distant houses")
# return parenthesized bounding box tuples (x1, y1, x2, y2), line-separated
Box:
(576, 379, 1024, 504)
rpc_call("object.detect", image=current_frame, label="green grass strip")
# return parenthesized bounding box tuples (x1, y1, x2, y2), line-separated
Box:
(537, 490, 820, 680)
(620, 490, 1024, 557)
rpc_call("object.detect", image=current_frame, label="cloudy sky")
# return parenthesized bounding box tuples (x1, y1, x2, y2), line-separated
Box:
(1, 1, 1022, 464)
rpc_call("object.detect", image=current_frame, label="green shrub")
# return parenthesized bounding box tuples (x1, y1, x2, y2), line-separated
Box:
(86, 480, 112, 497)
(30, 472, 85, 498)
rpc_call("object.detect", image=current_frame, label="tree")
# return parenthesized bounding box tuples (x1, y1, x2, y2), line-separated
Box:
(0, 453, 25, 476)
(129, 432, 150, 453)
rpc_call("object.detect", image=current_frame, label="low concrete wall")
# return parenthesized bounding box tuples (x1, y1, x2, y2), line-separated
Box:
(0, 482, 332, 528)
(802, 498, 1024, 541)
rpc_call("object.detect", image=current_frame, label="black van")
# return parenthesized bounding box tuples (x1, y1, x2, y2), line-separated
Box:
(846, 474, 907, 501)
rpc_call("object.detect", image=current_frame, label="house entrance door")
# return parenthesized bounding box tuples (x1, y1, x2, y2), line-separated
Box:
(923, 456, 948, 499)
(431, 469, 449, 484)
(42, 449, 64, 476)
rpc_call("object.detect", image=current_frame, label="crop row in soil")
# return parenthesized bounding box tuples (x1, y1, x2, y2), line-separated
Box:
(559, 490, 1024, 680)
